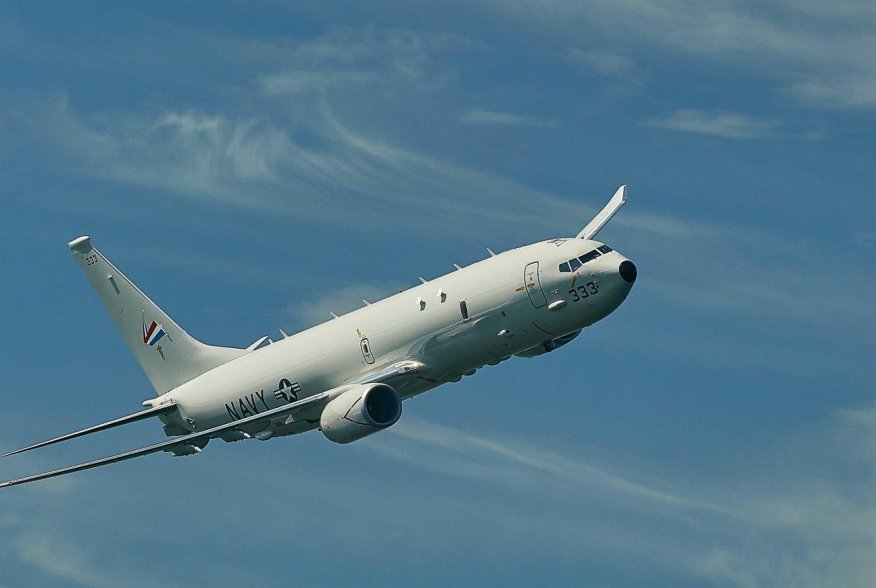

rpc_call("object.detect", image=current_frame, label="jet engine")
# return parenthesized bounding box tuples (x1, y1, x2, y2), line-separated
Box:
(320, 383, 402, 444)
(515, 329, 582, 358)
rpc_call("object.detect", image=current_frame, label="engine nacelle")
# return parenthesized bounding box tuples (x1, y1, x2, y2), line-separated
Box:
(515, 329, 582, 358)
(320, 383, 402, 444)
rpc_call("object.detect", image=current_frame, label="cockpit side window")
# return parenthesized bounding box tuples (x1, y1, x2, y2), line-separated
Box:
(559, 262, 571, 273)
(569, 257, 582, 272)
(597, 245, 612, 254)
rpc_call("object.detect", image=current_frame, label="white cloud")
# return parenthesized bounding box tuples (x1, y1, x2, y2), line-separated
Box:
(366, 404, 876, 587)
(21, 97, 876, 338)
(476, 0, 876, 109)
(259, 26, 479, 96)
(285, 280, 410, 329)
(644, 109, 778, 139)
(16, 531, 113, 588)
(378, 416, 738, 518)
(566, 48, 637, 77)
(462, 107, 557, 128)
(154, 112, 221, 135)
(790, 75, 876, 110)
(22, 96, 579, 241)
(260, 69, 377, 95)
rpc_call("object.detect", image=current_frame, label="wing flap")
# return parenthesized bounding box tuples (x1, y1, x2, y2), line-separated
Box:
(576, 185, 627, 240)
(0, 392, 331, 489)
(3, 403, 178, 457)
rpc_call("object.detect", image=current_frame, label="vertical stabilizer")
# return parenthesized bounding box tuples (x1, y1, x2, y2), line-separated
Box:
(68, 236, 246, 394)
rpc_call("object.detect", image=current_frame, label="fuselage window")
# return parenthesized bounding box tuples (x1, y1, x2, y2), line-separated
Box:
(559, 262, 571, 273)
(459, 300, 469, 320)
(569, 257, 582, 272)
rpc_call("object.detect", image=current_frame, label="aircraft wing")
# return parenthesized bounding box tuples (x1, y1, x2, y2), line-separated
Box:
(3, 403, 178, 457)
(576, 185, 627, 240)
(0, 392, 331, 489)
(351, 360, 423, 385)
(1, 357, 426, 488)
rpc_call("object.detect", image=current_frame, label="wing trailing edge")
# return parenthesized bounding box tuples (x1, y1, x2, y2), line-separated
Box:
(3, 403, 178, 457)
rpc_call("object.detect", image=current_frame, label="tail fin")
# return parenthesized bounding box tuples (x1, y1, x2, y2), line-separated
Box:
(68, 236, 246, 394)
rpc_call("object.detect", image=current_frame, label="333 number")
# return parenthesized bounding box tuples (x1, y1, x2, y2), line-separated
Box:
(569, 282, 598, 302)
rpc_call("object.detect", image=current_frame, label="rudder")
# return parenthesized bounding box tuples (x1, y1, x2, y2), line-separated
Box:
(68, 236, 246, 394)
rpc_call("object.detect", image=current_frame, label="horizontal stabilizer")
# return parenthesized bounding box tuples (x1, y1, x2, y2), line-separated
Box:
(576, 185, 627, 240)
(0, 392, 332, 489)
(3, 403, 178, 457)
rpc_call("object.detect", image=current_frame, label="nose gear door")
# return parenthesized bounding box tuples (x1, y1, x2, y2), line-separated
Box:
(523, 262, 547, 308)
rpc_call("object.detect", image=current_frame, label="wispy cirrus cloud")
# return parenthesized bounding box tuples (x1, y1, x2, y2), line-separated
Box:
(477, 0, 876, 109)
(12, 95, 572, 240)
(16, 531, 114, 588)
(566, 48, 638, 77)
(376, 416, 737, 518)
(15, 96, 875, 340)
(259, 26, 480, 96)
(644, 109, 778, 139)
(285, 280, 410, 329)
(462, 107, 557, 128)
(366, 407, 876, 587)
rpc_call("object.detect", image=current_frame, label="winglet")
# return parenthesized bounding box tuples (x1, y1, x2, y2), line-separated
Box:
(576, 185, 627, 240)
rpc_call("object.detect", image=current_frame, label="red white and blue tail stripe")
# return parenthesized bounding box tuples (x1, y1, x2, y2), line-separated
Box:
(142, 319, 166, 347)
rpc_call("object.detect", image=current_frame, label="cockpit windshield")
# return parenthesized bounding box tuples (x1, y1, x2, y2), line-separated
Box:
(558, 245, 612, 272)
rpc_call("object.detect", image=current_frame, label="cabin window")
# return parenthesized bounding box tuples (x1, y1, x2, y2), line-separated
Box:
(459, 300, 469, 320)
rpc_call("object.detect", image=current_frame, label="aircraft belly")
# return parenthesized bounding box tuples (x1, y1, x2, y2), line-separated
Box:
(413, 300, 548, 382)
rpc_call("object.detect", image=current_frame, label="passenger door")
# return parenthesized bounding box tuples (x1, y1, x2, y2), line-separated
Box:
(523, 262, 547, 308)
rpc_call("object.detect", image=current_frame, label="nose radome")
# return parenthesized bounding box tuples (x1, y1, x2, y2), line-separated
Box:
(619, 260, 637, 283)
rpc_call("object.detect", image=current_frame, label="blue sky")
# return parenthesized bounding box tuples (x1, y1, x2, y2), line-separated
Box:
(1, 2, 875, 586)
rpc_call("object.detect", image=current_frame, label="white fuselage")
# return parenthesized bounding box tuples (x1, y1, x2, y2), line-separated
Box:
(157, 238, 635, 438)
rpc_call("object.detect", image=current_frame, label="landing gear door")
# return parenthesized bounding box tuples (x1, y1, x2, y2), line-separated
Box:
(524, 262, 547, 308)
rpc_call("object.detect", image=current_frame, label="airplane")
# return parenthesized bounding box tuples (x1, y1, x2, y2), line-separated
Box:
(1, 185, 637, 488)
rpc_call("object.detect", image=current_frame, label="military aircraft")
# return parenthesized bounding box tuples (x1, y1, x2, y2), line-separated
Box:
(1, 186, 636, 487)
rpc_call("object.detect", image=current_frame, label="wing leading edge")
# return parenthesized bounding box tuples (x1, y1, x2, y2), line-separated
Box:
(0, 392, 331, 489)
(3, 403, 178, 457)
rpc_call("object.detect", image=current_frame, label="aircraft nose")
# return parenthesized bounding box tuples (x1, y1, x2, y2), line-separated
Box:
(619, 260, 637, 283)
